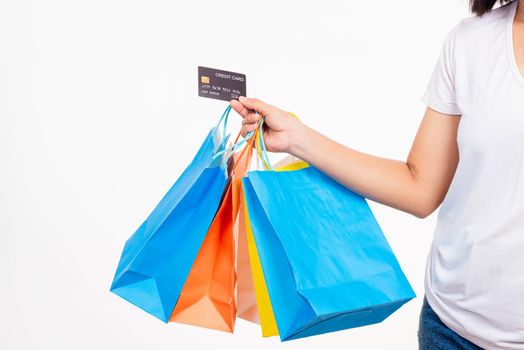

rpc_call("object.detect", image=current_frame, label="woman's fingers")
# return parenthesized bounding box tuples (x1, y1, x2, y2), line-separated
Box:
(242, 112, 260, 125)
(232, 95, 279, 138)
(230, 99, 250, 119)
(241, 122, 258, 137)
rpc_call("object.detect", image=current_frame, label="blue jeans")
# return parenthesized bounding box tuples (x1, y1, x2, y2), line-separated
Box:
(418, 296, 483, 350)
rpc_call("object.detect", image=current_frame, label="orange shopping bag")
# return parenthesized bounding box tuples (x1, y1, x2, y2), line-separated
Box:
(169, 131, 256, 332)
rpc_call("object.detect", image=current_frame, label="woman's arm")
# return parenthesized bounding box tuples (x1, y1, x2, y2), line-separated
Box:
(230, 96, 460, 218)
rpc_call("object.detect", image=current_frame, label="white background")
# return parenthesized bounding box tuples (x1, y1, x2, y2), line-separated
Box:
(0, 0, 470, 349)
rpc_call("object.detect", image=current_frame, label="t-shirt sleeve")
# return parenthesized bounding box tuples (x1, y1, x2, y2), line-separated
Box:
(421, 25, 462, 116)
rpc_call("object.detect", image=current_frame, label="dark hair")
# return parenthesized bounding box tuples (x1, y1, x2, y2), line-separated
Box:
(470, 0, 513, 16)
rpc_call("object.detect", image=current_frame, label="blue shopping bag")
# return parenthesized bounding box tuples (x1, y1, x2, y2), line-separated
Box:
(242, 121, 416, 340)
(110, 106, 235, 322)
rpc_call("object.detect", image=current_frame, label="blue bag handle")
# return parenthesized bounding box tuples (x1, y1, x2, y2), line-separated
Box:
(211, 105, 257, 167)
(213, 105, 233, 149)
(221, 111, 273, 170)
(256, 116, 274, 171)
(213, 130, 255, 168)
(211, 108, 274, 171)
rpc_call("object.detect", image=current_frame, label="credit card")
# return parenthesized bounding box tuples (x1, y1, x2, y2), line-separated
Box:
(198, 66, 246, 101)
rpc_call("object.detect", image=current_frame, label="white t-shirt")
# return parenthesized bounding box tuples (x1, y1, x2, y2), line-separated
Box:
(421, 1, 524, 349)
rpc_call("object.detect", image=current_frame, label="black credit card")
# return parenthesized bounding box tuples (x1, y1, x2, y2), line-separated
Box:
(198, 66, 246, 101)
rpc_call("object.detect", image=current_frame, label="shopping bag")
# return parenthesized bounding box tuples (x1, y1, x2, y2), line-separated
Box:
(235, 171, 259, 325)
(168, 177, 237, 331)
(235, 137, 307, 329)
(243, 198, 279, 337)
(242, 122, 416, 340)
(169, 131, 256, 332)
(240, 158, 308, 337)
(110, 106, 234, 322)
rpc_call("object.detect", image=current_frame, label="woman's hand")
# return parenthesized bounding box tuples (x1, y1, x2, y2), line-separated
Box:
(230, 96, 303, 153)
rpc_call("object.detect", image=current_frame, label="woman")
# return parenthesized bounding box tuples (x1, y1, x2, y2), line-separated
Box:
(230, 0, 524, 349)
